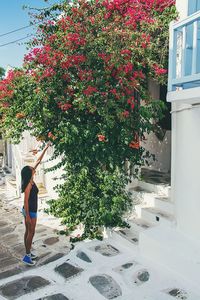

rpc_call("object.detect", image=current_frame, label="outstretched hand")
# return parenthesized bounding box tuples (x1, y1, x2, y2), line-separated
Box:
(46, 141, 52, 148)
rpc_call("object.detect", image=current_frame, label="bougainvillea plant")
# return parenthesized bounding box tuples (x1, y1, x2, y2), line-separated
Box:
(0, 0, 177, 239)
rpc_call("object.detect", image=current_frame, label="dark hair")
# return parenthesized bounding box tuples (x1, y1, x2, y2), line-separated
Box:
(21, 166, 32, 193)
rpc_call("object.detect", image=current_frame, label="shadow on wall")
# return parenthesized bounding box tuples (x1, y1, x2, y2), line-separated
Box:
(144, 83, 171, 173)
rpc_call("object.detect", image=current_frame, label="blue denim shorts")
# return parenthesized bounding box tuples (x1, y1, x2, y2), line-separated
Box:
(21, 208, 37, 219)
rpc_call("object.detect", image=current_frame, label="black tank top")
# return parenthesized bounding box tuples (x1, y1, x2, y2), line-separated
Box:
(28, 183, 39, 212)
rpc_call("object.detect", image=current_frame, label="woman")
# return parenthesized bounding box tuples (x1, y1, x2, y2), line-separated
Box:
(21, 142, 50, 266)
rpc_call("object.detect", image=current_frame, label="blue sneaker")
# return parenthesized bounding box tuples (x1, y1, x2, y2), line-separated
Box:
(22, 255, 35, 266)
(31, 252, 38, 260)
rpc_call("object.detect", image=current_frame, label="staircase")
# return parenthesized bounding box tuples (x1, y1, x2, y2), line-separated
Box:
(114, 169, 175, 246)
(4, 175, 18, 198)
(113, 171, 200, 292)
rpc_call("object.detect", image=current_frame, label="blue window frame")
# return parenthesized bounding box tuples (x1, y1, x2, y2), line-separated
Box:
(188, 0, 200, 15)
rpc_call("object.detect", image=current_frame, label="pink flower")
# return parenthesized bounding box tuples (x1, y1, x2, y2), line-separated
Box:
(124, 63, 133, 74)
(122, 110, 129, 118)
(153, 64, 168, 75)
(57, 102, 72, 111)
(120, 49, 132, 56)
(127, 96, 135, 110)
(110, 88, 117, 95)
(83, 86, 98, 96)
(27, 122, 33, 128)
(2, 102, 10, 108)
(97, 134, 106, 142)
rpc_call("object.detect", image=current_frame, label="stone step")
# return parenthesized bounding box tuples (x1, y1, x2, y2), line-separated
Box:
(141, 207, 175, 227)
(138, 180, 170, 197)
(153, 196, 174, 215)
(114, 217, 154, 245)
(5, 175, 18, 196)
(3, 167, 11, 174)
(114, 227, 139, 245)
(129, 186, 155, 206)
(127, 218, 154, 233)
(139, 226, 200, 294)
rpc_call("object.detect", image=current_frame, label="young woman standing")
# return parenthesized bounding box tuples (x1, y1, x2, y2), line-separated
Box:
(21, 142, 50, 266)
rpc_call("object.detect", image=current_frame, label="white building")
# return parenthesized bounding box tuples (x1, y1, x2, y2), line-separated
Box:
(139, 0, 200, 292)
(4, 0, 200, 290)
(168, 0, 200, 242)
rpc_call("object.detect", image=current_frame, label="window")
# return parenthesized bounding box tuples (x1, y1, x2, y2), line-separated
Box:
(188, 0, 200, 15)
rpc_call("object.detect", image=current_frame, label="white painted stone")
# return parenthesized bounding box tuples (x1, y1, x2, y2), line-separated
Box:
(153, 197, 174, 215)
(141, 207, 175, 228)
(139, 225, 200, 294)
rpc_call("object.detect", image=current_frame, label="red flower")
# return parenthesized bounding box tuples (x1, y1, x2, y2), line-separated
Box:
(48, 132, 57, 140)
(66, 33, 86, 46)
(97, 134, 106, 142)
(98, 53, 111, 63)
(110, 88, 117, 95)
(124, 62, 133, 74)
(127, 96, 135, 110)
(2, 102, 10, 108)
(153, 64, 168, 75)
(57, 102, 72, 111)
(121, 110, 129, 118)
(83, 86, 98, 96)
(120, 49, 132, 56)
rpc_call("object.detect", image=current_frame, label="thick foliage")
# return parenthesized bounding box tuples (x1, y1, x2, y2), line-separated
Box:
(0, 0, 177, 238)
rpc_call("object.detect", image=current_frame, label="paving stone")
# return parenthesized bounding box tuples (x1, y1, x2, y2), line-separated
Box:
(114, 261, 139, 273)
(12, 243, 25, 256)
(164, 288, 188, 300)
(93, 244, 120, 257)
(134, 269, 150, 285)
(0, 226, 16, 236)
(35, 251, 52, 262)
(0, 257, 19, 269)
(0, 276, 50, 299)
(36, 227, 48, 234)
(132, 237, 138, 242)
(0, 267, 23, 280)
(0, 220, 9, 227)
(37, 293, 69, 300)
(55, 262, 83, 279)
(1, 234, 19, 244)
(38, 253, 64, 266)
(122, 263, 134, 269)
(76, 251, 92, 263)
(89, 274, 122, 299)
(0, 251, 10, 260)
(43, 237, 59, 246)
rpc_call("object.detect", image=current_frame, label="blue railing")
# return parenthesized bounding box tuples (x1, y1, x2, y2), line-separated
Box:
(168, 11, 200, 91)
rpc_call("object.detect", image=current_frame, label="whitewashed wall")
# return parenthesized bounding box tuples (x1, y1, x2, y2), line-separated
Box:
(171, 102, 200, 241)
(11, 131, 63, 199)
(43, 153, 64, 199)
(168, 0, 200, 240)
(176, 0, 188, 19)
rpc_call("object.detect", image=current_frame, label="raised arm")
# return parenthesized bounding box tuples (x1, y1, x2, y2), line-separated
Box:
(33, 143, 50, 170)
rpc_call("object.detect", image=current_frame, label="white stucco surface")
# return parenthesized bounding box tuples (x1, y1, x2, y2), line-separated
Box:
(171, 104, 200, 240)
(43, 155, 64, 199)
(176, 0, 188, 19)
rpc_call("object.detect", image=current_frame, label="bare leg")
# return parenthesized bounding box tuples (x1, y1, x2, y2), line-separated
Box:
(24, 219, 28, 250)
(25, 218, 37, 254)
